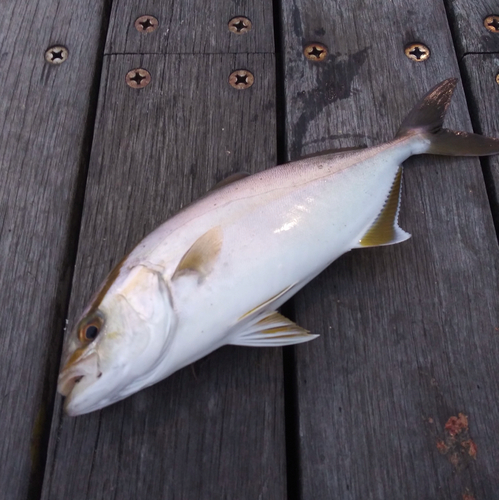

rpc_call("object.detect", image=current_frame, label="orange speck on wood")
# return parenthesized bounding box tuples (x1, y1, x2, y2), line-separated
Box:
(436, 440, 448, 454)
(444, 413, 468, 436)
(462, 439, 477, 459)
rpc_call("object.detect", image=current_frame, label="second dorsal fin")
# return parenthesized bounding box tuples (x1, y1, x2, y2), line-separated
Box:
(356, 167, 411, 248)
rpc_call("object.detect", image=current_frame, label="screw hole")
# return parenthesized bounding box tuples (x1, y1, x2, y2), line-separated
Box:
(134, 15, 159, 33)
(229, 70, 254, 89)
(228, 16, 252, 34)
(484, 15, 499, 32)
(44, 45, 68, 65)
(303, 43, 328, 61)
(125, 68, 151, 89)
(404, 43, 430, 62)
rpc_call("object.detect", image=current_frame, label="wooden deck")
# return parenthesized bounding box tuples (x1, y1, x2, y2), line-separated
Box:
(2, 0, 499, 498)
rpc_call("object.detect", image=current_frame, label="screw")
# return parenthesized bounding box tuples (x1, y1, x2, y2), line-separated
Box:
(496, 72, 499, 85)
(404, 43, 430, 62)
(228, 16, 252, 34)
(45, 46, 68, 65)
(125, 68, 151, 89)
(484, 15, 499, 33)
(229, 70, 254, 89)
(303, 43, 328, 61)
(134, 15, 159, 33)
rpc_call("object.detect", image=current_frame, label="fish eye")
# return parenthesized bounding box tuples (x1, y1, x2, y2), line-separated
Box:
(85, 325, 99, 340)
(78, 313, 104, 344)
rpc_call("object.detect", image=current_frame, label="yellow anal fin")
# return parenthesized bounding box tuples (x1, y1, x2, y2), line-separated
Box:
(172, 226, 223, 280)
(358, 167, 411, 248)
(230, 311, 319, 347)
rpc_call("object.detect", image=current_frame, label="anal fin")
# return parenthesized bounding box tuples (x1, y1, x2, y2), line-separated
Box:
(357, 167, 411, 248)
(230, 311, 319, 347)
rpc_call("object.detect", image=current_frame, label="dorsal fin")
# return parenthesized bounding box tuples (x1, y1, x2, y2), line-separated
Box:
(357, 167, 411, 247)
(172, 226, 223, 280)
(209, 172, 250, 192)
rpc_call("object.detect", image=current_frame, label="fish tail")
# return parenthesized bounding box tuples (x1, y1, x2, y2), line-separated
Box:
(396, 78, 499, 156)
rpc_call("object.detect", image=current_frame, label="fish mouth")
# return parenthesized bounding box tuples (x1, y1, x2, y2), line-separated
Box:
(58, 351, 100, 398)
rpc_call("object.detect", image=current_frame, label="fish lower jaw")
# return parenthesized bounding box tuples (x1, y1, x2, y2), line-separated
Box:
(57, 352, 100, 397)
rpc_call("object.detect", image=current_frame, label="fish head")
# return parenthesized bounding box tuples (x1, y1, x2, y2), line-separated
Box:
(58, 265, 176, 416)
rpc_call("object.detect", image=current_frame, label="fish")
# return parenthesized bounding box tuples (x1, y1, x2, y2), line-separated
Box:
(58, 78, 499, 416)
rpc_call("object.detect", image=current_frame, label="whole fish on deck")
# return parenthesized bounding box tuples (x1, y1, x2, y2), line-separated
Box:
(59, 79, 499, 416)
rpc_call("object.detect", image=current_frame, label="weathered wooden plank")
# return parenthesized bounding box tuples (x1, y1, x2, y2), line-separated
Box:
(462, 54, 499, 231)
(445, 0, 499, 56)
(41, 53, 286, 500)
(105, 0, 274, 54)
(0, 1, 109, 499)
(281, 1, 499, 498)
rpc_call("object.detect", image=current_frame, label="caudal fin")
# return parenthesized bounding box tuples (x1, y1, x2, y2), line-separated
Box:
(396, 78, 499, 156)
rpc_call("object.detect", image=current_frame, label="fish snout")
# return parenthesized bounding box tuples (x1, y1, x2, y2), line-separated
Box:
(58, 350, 100, 397)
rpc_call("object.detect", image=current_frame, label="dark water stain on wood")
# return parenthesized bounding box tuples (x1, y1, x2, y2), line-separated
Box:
(291, 47, 370, 158)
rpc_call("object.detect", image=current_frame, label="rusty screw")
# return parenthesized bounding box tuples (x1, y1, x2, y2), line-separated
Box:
(45, 46, 68, 65)
(126, 68, 151, 89)
(484, 15, 499, 33)
(228, 16, 252, 34)
(135, 15, 159, 33)
(229, 70, 254, 89)
(404, 43, 430, 62)
(303, 43, 328, 61)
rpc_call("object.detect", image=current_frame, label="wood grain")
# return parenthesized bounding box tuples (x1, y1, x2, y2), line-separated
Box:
(445, 0, 499, 55)
(0, 1, 109, 499)
(41, 53, 286, 500)
(281, 1, 499, 498)
(105, 0, 274, 54)
(462, 54, 499, 231)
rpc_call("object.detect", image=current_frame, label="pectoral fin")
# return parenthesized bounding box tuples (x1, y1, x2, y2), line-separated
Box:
(230, 311, 319, 347)
(356, 167, 411, 248)
(172, 226, 223, 280)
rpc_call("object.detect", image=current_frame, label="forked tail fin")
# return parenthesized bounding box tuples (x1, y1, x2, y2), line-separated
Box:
(396, 78, 499, 156)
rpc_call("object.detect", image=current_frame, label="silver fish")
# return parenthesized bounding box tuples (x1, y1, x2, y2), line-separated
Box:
(58, 79, 499, 415)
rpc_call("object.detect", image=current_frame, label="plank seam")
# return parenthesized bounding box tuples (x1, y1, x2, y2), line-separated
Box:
(103, 51, 276, 56)
(37, 1, 114, 498)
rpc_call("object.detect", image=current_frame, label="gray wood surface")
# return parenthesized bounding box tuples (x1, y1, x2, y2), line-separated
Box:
(463, 54, 499, 232)
(446, 0, 499, 55)
(41, 53, 286, 500)
(0, 1, 108, 499)
(281, 1, 499, 499)
(105, 0, 274, 54)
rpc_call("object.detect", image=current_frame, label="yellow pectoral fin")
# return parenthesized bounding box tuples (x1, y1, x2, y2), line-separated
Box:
(172, 226, 223, 280)
(357, 167, 411, 248)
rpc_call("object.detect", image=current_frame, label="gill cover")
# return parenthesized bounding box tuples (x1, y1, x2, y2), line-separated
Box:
(115, 265, 177, 375)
